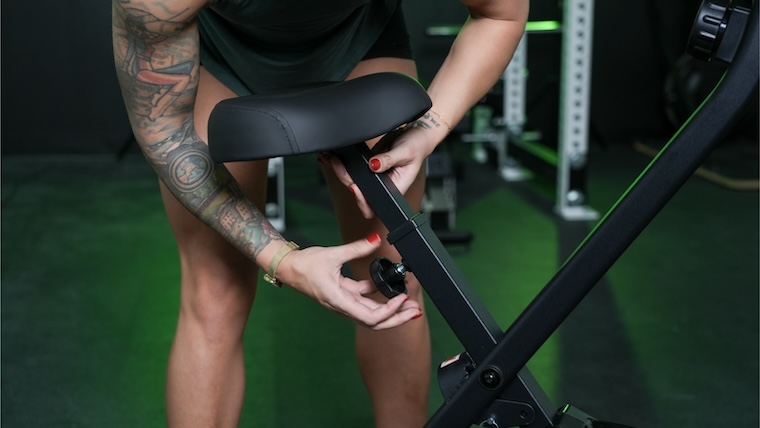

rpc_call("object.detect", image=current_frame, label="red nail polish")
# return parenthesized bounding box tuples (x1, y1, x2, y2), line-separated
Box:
(369, 158, 381, 171)
(412, 312, 423, 320)
(366, 233, 381, 245)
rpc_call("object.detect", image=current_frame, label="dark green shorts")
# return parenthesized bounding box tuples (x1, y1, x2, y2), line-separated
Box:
(363, 4, 414, 60)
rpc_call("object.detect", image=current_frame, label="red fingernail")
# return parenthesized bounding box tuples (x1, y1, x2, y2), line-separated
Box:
(366, 233, 381, 245)
(349, 184, 355, 194)
(369, 158, 381, 171)
(412, 312, 423, 320)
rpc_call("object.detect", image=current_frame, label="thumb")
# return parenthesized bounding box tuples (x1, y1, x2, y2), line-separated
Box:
(339, 233, 383, 263)
(368, 154, 392, 174)
(369, 137, 414, 174)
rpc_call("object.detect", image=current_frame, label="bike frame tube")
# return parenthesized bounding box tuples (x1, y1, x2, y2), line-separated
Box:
(434, 4, 757, 424)
(432, 6, 757, 424)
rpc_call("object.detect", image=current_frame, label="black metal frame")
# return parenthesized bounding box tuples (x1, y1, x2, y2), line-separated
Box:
(334, 4, 757, 427)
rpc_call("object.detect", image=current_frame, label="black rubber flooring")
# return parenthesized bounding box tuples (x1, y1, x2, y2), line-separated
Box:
(2, 140, 758, 427)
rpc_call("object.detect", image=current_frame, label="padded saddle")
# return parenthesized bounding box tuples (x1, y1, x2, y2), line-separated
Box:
(208, 72, 432, 163)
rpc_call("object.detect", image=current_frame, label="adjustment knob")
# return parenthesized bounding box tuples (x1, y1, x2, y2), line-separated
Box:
(369, 257, 408, 299)
(688, 0, 730, 61)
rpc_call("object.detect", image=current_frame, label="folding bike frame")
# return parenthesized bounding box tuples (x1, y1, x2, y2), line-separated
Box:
(209, 2, 757, 426)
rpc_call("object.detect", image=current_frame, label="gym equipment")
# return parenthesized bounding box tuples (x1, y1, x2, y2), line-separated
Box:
(266, 157, 286, 231)
(423, 145, 473, 246)
(427, 0, 598, 221)
(207, 1, 757, 425)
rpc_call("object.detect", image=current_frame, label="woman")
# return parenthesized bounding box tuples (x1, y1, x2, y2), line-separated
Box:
(111, 0, 527, 426)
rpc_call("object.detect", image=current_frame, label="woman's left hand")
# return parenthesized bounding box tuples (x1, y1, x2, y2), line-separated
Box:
(323, 123, 443, 218)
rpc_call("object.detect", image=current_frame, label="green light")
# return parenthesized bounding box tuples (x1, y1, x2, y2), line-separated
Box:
(426, 21, 561, 37)
(512, 138, 559, 166)
(425, 26, 460, 37)
(525, 20, 562, 33)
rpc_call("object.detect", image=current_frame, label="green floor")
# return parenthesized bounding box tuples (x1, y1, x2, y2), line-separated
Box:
(2, 141, 758, 427)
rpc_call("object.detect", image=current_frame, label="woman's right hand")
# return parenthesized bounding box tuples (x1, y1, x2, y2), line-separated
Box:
(274, 234, 422, 330)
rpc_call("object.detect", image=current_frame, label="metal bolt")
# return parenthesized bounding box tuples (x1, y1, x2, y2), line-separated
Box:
(569, 152, 586, 168)
(479, 367, 502, 390)
(566, 190, 586, 206)
(394, 263, 407, 278)
(480, 417, 500, 428)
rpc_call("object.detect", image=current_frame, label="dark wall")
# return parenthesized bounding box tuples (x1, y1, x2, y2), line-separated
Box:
(402, 0, 705, 143)
(2, 1, 706, 155)
(2, 1, 131, 155)
(589, 1, 704, 141)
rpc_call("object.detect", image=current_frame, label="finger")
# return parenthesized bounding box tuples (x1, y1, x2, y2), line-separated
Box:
(359, 292, 412, 323)
(371, 307, 424, 330)
(326, 289, 391, 324)
(324, 153, 354, 188)
(334, 233, 383, 264)
(348, 183, 375, 219)
(368, 153, 392, 174)
(399, 296, 421, 311)
(338, 281, 383, 311)
(384, 292, 419, 313)
(368, 144, 413, 174)
(344, 279, 422, 316)
(372, 126, 406, 154)
(330, 284, 407, 318)
(323, 153, 375, 218)
(351, 282, 421, 312)
(342, 278, 377, 296)
(341, 295, 417, 329)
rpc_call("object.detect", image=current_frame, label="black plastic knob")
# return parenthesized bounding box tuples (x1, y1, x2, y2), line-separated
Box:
(369, 257, 408, 299)
(688, 0, 730, 61)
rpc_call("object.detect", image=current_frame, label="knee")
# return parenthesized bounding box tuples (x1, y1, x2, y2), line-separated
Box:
(179, 265, 257, 344)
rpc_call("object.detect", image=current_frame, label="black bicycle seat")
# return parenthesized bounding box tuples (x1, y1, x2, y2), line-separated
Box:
(208, 72, 432, 163)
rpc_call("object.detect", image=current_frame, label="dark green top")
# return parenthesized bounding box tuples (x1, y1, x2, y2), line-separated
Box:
(198, 0, 399, 95)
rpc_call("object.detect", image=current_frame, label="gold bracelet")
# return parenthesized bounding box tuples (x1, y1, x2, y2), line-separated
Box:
(427, 109, 452, 132)
(263, 241, 299, 287)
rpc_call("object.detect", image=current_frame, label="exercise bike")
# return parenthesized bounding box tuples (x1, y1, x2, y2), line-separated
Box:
(207, 2, 757, 426)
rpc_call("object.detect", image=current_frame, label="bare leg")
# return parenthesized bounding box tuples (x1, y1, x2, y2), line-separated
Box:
(163, 67, 267, 427)
(323, 57, 432, 428)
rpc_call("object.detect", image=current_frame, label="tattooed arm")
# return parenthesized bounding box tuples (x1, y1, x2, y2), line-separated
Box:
(111, 0, 420, 328)
(112, 0, 284, 264)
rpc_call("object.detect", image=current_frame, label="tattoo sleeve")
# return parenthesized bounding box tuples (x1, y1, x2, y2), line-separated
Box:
(111, 0, 283, 261)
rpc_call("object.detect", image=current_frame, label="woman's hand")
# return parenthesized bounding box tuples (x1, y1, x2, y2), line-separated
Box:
(274, 234, 422, 330)
(324, 121, 445, 218)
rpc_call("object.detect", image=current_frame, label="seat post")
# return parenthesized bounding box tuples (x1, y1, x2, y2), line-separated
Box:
(333, 142, 503, 357)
